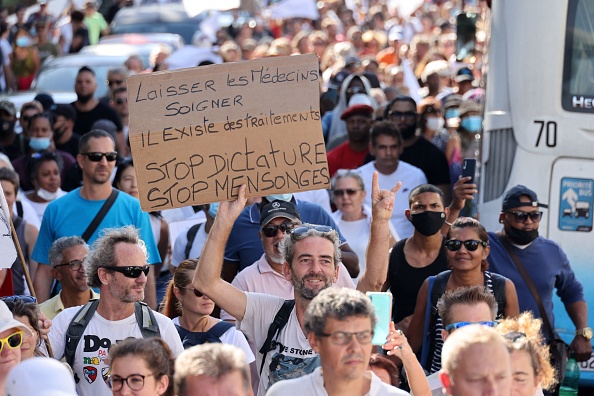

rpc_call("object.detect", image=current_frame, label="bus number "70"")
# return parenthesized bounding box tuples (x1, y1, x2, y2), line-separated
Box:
(534, 120, 557, 148)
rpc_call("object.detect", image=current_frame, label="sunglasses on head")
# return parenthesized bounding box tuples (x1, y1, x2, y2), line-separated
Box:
(0, 331, 23, 353)
(292, 224, 333, 237)
(82, 152, 118, 162)
(183, 287, 206, 298)
(102, 265, 150, 278)
(445, 321, 497, 332)
(506, 211, 543, 223)
(445, 239, 488, 252)
(333, 188, 360, 198)
(261, 222, 295, 238)
(1, 295, 36, 304)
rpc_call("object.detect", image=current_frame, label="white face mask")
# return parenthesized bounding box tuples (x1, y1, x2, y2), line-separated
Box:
(37, 187, 62, 201)
(426, 116, 444, 131)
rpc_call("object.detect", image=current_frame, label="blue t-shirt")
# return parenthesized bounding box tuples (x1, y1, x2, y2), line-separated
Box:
(32, 188, 160, 265)
(224, 199, 346, 271)
(487, 232, 584, 334)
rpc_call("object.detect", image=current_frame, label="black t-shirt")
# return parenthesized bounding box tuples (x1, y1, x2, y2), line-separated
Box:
(400, 137, 450, 186)
(71, 101, 123, 136)
(388, 237, 449, 323)
(55, 133, 81, 158)
(1, 133, 27, 162)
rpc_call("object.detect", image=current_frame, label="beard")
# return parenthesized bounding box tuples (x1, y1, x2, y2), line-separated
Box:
(291, 269, 333, 300)
(109, 281, 144, 303)
(77, 93, 94, 104)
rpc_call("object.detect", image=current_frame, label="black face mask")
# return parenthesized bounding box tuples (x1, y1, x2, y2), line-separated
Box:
(506, 226, 539, 245)
(0, 120, 15, 136)
(400, 124, 417, 140)
(409, 211, 446, 236)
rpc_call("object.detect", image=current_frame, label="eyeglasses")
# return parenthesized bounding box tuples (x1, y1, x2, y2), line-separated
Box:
(102, 265, 150, 278)
(1, 295, 36, 304)
(261, 222, 295, 238)
(388, 110, 416, 119)
(81, 152, 118, 162)
(108, 374, 153, 391)
(445, 239, 488, 252)
(107, 79, 124, 86)
(54, 259, 84, 271)
(506, 211, 543, 223)
(445, 321, 498, 332)
(292, 225, 333, 237)
(333, 188, 361, 198)
(318, 330, 374, 345)
(503, 331, 527, 342)
(115, 98, 127, 105)
(0, 331, 23, 353)
(183, 287, 206, 298)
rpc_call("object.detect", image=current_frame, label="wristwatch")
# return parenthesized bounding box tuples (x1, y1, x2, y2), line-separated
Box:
(576, 327, 593, 341)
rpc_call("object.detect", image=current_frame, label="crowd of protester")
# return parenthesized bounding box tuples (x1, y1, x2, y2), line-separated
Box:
(0, 0, 590, 395)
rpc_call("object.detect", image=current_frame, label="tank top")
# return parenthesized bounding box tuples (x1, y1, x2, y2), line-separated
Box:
(12, 216, 28, 295)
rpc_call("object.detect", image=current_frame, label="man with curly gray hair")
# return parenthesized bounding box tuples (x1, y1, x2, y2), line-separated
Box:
(47, 226, 183, 395)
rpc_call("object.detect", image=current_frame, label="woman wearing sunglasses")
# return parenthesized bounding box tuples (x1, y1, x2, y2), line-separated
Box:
(0, 300, 35, 393)
(108, 337, 174, 396)
(161, 259, 254, 375)
(3, 297, 43, 360)
(330, 170, 398, 283)
(496, 312, 556, 396)
(407, 217, 519, 373)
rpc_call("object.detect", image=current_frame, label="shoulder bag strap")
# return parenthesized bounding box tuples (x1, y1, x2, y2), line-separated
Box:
(81, 189, 119, 242)
(496, 231, 555, 339)
(420, 275, 435, 369)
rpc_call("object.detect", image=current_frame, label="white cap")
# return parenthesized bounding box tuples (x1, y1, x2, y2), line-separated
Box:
(421, 60, 451, 83)
(0, 301, 34, 337)
(6, 357, 77, 396)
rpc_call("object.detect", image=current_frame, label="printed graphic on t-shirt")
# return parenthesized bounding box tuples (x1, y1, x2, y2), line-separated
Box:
(267, 340, 320, 389)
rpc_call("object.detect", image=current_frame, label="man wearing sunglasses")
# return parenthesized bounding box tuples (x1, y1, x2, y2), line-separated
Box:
(32, 130, 160, 308)
(39, 236, 98, 320)
(195, 174, 400, 396)
(48, 226, 183, 395)
(487, 185, 591, 362)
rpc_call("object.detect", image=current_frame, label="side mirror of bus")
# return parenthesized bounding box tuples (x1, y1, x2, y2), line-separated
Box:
(456, 13, 477, 61)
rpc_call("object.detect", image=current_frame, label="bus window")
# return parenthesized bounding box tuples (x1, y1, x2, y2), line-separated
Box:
(562, 0, 594, 113)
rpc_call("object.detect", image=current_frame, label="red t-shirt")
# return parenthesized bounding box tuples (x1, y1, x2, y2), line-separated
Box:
(327, 142, 369, 177)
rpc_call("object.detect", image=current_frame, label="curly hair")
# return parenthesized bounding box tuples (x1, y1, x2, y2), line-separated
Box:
(496, 312, 556, 390)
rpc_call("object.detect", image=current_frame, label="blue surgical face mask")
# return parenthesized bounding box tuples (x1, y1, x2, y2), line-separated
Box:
(460, 115, 483, 132)
(207, 202, 219, 218)
(266, 194, 292, 202)
(16, 36, 30, 47)
(445, 109, 460, 119)
(29, 137, 51, 151)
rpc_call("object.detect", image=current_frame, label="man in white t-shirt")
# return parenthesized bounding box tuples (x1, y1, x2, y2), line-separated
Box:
(194, 174, 401, 396)
(48, 226, 183, 396)
(357, 120, 427, 238)
(267, 288, 410, 395)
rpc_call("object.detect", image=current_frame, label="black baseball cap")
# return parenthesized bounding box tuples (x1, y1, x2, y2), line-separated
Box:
(502, 185, 548, 211)
(260, 200, 300, 226)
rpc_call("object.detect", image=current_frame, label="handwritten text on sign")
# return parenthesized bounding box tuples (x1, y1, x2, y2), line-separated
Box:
(127, 54, 329, 211)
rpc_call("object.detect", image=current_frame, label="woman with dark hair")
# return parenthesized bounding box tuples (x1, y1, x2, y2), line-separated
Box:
(3, 297, 43, 360)
(407, 217, 519, 374)
(369, 353, 400, 387)
(108, 337, 174, 396)
(22, 150, 66, 222)
(160, 259, 254, 380)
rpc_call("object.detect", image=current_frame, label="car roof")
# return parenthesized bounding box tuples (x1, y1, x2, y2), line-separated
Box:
(111, 4, 200, 25)
(41, 54, 130, 68)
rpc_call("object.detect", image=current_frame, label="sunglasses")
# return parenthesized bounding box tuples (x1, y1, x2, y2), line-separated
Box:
(445, 321, 497, 332)
(445, 239, 488, 252)
(0, 331, 23, 353)
(183, 287, 206, 298)
(1, 295, 36, 304)
(292, 224, 332, 237)
(115, 98, 127, 105)
(102, 265, 150, 278)
(54, 259, 84, 271)
(81, 152, 118, 162)
(261, 222, 295, 238)
(107, 79, 124, 86)
(333, 188, 360, 198)
(388, 110, 416, 119)
(506, 211, 543, 223)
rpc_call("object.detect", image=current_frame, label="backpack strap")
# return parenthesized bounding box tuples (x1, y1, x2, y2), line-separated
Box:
(134, 301, 161, 338)
(184, 223, 203, 259)
(207, 321, 234, 339)
(420, 275, 435, 369)
(258, 299, 295, 375)
(430, 270, 451, 316)
(65, 300, 100, 379)
(487, 271, 507, 319)
(15, 201, 23, 219)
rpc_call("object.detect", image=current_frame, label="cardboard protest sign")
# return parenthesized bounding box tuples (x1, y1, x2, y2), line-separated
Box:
(128, 54, 329, 212)
(0, 183, 17, 268)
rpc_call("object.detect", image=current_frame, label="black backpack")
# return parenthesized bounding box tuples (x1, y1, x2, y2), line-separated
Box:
(64, 300, 160, 383)
(175, 321, 234, 349)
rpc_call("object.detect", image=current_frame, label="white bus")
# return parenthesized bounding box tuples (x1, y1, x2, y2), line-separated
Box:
(479, 0, 594, 383)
